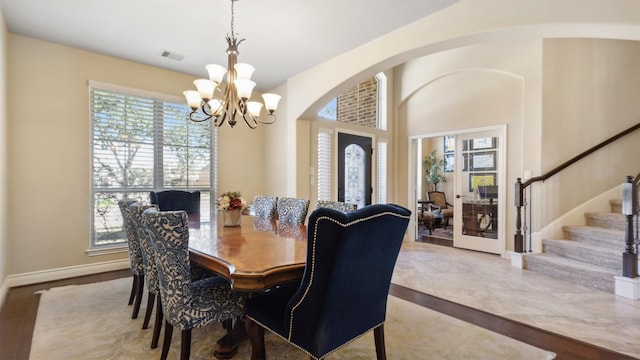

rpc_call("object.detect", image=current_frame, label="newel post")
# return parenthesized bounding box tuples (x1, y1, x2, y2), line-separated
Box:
(514, 178, 524, 253)
(621, 176, 638, 278)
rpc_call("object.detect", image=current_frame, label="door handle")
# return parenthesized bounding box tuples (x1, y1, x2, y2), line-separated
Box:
(456, 194, 461, 199)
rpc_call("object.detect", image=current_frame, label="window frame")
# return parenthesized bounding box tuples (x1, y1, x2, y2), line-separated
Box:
(88, 81, 216, 252)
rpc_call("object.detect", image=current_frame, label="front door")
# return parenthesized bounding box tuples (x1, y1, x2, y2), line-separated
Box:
(453, 128, 505, 254)
(338, 132, 372, 210)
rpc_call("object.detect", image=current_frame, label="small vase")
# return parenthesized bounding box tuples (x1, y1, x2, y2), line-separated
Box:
(223, 208, 242, 227)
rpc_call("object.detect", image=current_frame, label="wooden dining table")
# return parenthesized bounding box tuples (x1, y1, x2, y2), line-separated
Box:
(187, 214, 308, 358)
(188, 214, 308, 291)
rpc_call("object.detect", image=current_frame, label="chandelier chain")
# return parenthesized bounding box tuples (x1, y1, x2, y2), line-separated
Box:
(230, 0, 236, 37)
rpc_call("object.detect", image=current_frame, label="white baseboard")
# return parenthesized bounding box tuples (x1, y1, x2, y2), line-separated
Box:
(615, 276, 640, 300)
(4, 259, 130, 289)
(510, 251, 524, 268)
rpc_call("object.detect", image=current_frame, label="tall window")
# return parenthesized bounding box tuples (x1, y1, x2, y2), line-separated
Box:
(377, 139, 388, 203)
(317, 72, 387, 130)
(317, 129, 333, 201)
(90, 82, 214, 249)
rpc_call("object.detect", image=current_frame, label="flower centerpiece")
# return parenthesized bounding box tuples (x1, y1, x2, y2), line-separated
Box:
(217, 191, 247, 226)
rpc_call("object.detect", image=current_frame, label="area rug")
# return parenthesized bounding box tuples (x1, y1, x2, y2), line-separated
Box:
(29, 278, 555, 359)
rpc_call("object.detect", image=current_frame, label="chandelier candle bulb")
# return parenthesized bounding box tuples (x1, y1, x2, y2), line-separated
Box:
(247, 102, 263, 117)
(262, 93, 282, 113)
(184, 90, 203, 109)
(207, 99, 224, 115)
(234, 63, 255, 80)
(183, 0, 281, 128)
(234, 79, 256, 100)
(205, 64, 227, 84)
(193, 79, 216, 101)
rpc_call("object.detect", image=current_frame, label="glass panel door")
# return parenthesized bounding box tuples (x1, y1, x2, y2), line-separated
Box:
(453, 129, 503, 254)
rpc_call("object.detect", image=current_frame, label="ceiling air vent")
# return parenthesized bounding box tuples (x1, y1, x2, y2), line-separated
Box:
(161, 50, 184, 61)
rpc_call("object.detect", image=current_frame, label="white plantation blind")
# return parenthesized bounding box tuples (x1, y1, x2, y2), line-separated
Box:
(377, 140, 388, 204)
(317, 129, 332, 201)
(90, 82, 214, 248)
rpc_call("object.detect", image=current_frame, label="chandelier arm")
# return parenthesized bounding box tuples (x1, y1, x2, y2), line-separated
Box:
(241, 110, 259, 129)
(188, 109, 215, 123)
(213, 108, 228, 127)
(255, 113, 276, 125)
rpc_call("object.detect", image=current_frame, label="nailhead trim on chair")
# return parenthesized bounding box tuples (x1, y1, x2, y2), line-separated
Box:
(280, 211, 411, 358)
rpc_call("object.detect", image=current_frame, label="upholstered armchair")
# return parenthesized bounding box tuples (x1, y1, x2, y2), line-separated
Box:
(117, 199, 145, 319)
(253, 195, 278, 219)
(143, 208, 246, 360)
(315, 200, 357, 212)
(245, 204, 411, 360)
(129, 202, 164, 349)
(427, 191, 454, 229)
(149, 190, 201, 215)
(276, 197, 310, 224)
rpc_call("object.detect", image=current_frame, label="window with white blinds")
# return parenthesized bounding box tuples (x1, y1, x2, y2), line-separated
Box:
(317, 129, 332, 201)
(90, 82, 214, 248)
(377, 140, 388, 204)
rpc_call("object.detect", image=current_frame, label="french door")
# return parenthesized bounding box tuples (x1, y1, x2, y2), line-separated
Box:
(453, 128, 505, 254)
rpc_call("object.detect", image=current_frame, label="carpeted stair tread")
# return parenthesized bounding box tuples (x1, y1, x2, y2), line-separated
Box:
(542, 239, 620, 270)
(523, 253, 618, 293)
(562, 225, 624, 249)
(585, 212, 626, 230)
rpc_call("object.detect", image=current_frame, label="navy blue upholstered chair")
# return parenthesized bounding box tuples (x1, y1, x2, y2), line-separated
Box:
(150, 190, 201, 215)
(143, 208, 246, 360)
(276, 197, 310, 224)
(316, 200, 357, 212)
(118, 199, 145, 319)
(245, 204, 411, 360)
(129, 202, 164, 349)
(253, 195, 278, 219)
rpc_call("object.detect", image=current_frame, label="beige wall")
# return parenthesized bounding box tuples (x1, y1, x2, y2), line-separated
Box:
(540, 38, 640, 225)
(3, 0, 640, 280)
(0, 7, 8, 291)
(398, 40, 534, 251)
(5, 35, 268, 275)
(286, 0, 640, 212)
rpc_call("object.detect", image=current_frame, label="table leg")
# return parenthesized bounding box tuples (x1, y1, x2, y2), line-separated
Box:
(214, 317, 247, 359)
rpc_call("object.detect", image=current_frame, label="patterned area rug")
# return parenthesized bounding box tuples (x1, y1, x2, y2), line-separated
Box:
(30, 278, 555, 359)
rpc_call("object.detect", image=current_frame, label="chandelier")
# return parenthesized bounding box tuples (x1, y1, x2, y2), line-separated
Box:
(183, 0, 281, 128)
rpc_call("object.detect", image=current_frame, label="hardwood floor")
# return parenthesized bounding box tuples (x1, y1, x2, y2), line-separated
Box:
(1, 269, 636, 360)
(390, 284, 637, 360)
(0, 269, 131, 360)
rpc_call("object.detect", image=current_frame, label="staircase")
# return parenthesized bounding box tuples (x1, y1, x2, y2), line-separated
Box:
(523, 200, 625, 293)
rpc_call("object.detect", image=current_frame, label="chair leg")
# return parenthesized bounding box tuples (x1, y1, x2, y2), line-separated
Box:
(151, 297, 163, 349)
(142, 291, 155, 329)
(128, 275, 137, 305)
(246, 317, 266, 360)
(374, 324, 387, 360)
(181, 329, 192, 360)
(161, 320, 173, 360)
(131, 274, 144, 319)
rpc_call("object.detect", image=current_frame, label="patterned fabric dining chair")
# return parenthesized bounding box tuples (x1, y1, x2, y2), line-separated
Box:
(245, 204, 411, 360)
(118, 199, 145, 319)
(276, 197, 310, 224)
(129, 202, 164, 349)
(316, 200, 357, 213)
(253, 195, 278, 219)
(143, 208, 246, 360)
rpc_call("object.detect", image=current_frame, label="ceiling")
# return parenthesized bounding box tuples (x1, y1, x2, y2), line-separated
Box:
(0, 0, 459, 92)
